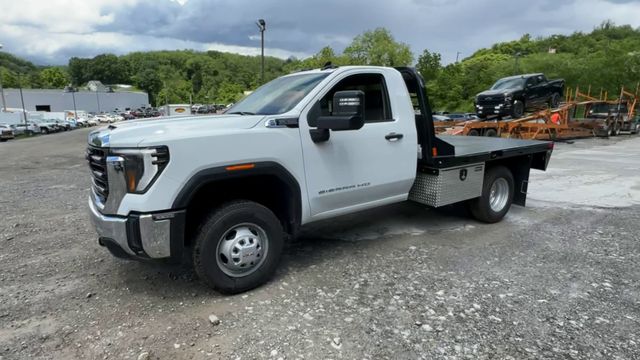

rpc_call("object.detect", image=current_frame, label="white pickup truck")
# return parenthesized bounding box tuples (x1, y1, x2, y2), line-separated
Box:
(88, 66, 553, 293)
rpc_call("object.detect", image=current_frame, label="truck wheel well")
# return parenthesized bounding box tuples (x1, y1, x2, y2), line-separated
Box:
(486, 156, 533, 207)
(182, 174, 300, 248)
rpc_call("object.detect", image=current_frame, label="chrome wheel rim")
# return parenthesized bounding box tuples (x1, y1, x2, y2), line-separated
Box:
(489, 178, 509, 212)
(216, 223, 268, 277)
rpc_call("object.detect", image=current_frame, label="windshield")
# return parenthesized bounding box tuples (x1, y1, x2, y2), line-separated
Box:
(491, 78, 525, 90)
(227, 73, 329, 115)
(591, 103, 627, 113)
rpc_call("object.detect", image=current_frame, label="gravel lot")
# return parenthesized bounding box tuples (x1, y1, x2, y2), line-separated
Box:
(1, 128, 640, 359)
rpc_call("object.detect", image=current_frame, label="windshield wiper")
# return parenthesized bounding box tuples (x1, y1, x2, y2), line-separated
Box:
(227, 111, 256, 115)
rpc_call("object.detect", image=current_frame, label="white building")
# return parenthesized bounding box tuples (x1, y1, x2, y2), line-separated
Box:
(0, 88, 150, 113)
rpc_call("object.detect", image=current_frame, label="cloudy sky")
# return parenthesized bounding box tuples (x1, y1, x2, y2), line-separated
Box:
(1, 0, 640, 65)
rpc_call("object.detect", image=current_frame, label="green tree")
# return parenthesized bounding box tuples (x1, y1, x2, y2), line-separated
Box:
(40, 67, 69, 88)
(131, 69, 162, 105)
(216, 81, 244, 104)
(68, 57, 90, 85)
(343, 28, 413, 66)
(416, 50, 442, 82)
(82, 54, 129, 84)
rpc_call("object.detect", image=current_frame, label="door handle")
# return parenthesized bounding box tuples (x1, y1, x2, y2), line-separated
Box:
(385, 132, 403, 141)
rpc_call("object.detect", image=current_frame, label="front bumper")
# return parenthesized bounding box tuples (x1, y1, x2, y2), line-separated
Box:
(88, 198, 185, 261)
(475, 101, 512, 117)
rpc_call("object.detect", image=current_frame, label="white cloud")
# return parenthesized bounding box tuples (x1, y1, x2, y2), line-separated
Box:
(0, 23, 308, 63)
(1, 0, 640, 65)
(1, 0, 140, 33)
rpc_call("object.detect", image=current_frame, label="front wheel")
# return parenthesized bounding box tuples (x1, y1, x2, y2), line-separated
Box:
(193, 200, 284, 294)
(468, 166, 514, 223)
(511, 100, 525, 119)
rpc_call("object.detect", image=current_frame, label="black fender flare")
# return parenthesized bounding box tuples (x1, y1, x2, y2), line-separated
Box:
(171, 161, 302, 232)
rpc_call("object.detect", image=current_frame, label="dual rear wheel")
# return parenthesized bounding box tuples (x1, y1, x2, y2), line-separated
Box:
(468, 166, 514, 223)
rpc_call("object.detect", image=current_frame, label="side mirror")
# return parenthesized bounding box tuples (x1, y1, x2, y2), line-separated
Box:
(316, 90, 365, 131)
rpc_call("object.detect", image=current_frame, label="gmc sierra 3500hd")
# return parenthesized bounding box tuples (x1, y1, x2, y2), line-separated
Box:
(87, 66, 553, 294)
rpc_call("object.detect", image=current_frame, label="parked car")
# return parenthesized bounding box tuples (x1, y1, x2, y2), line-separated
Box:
(87, 118, 99, 126)
(34, 120, 59, 134)
(475, 73, 565, 119)
(93, 115, 112, 123)
(10, 122, 41, 135)
(144, 108, 161, 117)
(447, 113, 473, 121)
(630, 114, 640, 135)
(0, 124, 15, 141)
(432, 114, 452, 121)
(55, 120, 73, 131)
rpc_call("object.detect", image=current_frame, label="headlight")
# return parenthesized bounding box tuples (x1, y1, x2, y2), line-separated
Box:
(109, 146, 169, 193)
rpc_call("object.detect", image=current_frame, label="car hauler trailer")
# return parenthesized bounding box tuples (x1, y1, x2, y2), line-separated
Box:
(437, 85, 638, 140)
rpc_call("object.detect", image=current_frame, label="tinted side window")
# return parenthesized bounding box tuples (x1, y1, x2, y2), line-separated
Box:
(316, 73, 393, 123)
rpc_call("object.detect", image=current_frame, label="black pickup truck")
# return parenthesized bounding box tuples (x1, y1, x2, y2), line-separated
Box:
(475, 73, 565, 119)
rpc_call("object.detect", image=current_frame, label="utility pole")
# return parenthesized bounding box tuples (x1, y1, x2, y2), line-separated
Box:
(65, 86, 78, 122)
(95, 88, 101, 113)
(456, 51, 461, 63)
(0, 44, 6, 112)
(18, 74, 27, 125)
(256, 19, 266, 84)
(514, 52, 522, 75)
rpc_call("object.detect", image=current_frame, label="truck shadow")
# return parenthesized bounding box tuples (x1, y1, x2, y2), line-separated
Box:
(112, 202, 472, 297)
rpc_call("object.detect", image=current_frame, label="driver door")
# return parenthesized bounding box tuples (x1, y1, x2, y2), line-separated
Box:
(299, 70, 416, 220)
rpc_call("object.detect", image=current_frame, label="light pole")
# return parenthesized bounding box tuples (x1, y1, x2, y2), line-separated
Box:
(18, 74, 27, 125)
(256, 19, 266, 84)
(65, 85, 78, 122)
(514, 52, 522, 75)
(95, 88, 101, 113)
(456, 51, 462, 63)
(0, 44, 6, 112)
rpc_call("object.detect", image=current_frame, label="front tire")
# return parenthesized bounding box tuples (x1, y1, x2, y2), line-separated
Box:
(468, 166, 514, 223)
(467, 129, 480, 136)
(193, 200, 284, 294)
(511, 100, 525, 119)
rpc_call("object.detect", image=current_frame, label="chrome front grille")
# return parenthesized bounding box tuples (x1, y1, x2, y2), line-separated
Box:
(87, 146, 109, 204)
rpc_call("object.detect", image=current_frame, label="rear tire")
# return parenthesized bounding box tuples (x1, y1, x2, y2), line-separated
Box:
(193, 200, 284, 294)
(468, 129, 480, 136)
(485, 128, 498, 137)
(550, 93, 561, 109)
(468, 166, 514, 223)
(613, 123, 622, 136)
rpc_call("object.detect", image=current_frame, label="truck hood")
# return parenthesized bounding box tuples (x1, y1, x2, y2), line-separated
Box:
(88, 115, 266, 147)
(477, 88, 520, 97)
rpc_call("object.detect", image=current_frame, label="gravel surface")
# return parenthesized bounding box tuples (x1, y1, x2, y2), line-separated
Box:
(1, 128, 640, 359)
